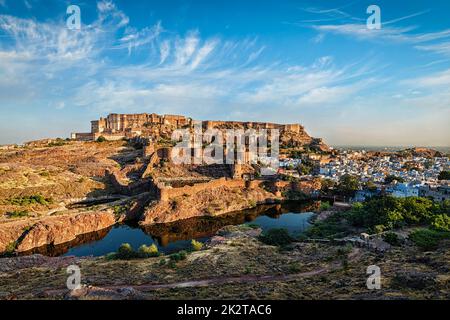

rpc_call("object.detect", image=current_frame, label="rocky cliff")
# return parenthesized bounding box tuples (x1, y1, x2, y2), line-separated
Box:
(0, 210, 116, 254)
(140, 184, 279, 225)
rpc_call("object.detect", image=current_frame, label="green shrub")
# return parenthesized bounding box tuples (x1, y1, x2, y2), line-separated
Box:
(336, 244, 353, 257)
(383, 232, 401, 246)
(138, 244, 159, 258)
(169, 250, 188, 262)
(296, 233, 308, 241)
(337, 174, 360, 197)
(96, 136, 107, 143)
(288, 263, 302, 273)
(259, 228, 293, 246)
(346, 196, 438, 232)
(116, 243, 137, 259)
(159, 258, 166, 266)
(8, 195, 52, 206)
(47, 139, 66, 147)
(305, 212, 351, 239)
(320, 201, 331, 211)
(282, 190, 309, 200)
(341, 257, 349, 269)
(105, 252, 116, 261)
(438, 170, 450, 180)
(5, 241, 17, 255)
(6, 210, 29, 218)
(39, 171, 51, 177)
(113, 205, 128, 219)
(431, 214, 450, 232)
(191, 239, 203, 251)
(384, 175, 405, 184)
(248, 200, 257, 208)
(409, 228, 450, 251)
(372, 224, 386, 234)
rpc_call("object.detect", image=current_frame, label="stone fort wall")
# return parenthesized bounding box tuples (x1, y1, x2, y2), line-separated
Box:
(92, 113, 189, 134)
(157, 177, 266, 202)
(203, 121, 302, 133)
(73, 113, 305, 141)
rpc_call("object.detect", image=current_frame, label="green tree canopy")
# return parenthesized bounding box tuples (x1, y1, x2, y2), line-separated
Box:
(384, 175, 405, 184)
(438, 171, 450, 180)
(337, 174, 360, 197)
(346, 196, 449, 232)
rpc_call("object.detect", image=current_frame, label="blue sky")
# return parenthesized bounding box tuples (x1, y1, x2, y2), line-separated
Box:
(0, 0, 449, 146)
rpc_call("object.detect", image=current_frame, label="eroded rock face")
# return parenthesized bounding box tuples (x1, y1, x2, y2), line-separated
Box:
(16, 211, 116, 252)
(0, 220, 32, 252)
(140, 185, 279, 225)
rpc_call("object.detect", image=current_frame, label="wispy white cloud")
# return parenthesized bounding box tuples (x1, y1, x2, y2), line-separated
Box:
(383, 10, 430, 26)
(159, 40, 170, 64)
(302, 4, 450, 57)
(24, 0, 32, 9)
(189, 38, 218, 70)
(118, 22, 163, 55)
(312, 23, 450, 44)
(0, 0, 448, 146)
(407, 68, 450, 88)
(174, 31, 200, 66)
(311, 33, 325, 44)
(97, 0, 129, 27)
(416, 41, 450, 57)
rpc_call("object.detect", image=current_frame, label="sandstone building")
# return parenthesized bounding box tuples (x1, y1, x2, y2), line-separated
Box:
(72, 113, 305, 141)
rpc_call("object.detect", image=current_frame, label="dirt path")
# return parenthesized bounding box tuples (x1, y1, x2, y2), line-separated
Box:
(110, 268, 328, 290)
(43, 268, 328, 298)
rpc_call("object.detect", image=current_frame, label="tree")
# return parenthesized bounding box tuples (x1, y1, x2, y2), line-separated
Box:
(438, 170, 450, 180)
(346, 196, 441, 232)
(298, 164, 312, 175)
(337, 174, 360, 197)
(384, 175, 405, 184)
(431, 214, 450, 232)
(96, 136, 107, 143)
(424, 160, 433, 170)
(289, 150, 303, 159)
(364, 180, 378, 192)
(320, 178, 336, 193)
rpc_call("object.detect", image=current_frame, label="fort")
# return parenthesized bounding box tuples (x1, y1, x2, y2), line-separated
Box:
(71, 112, 304, 141)
(68, 112, 329, 224)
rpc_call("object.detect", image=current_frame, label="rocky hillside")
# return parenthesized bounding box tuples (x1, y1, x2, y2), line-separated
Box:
(0, 225, 448, 300)
(140, 185, 278, 225)
(398, 147, 444, 158)
(0, 140, 139, 217)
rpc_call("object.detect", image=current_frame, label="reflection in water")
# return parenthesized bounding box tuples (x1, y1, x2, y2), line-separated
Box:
(144, 201, 318, 246)
(20, 227, 113, 257)
(21, 201, 319, 257)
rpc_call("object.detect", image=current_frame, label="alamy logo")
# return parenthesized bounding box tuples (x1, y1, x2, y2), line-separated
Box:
(66, 265, 81, 290)
(171, 121, 279, 175)
(66, 5, 81, 30)
(366, 265, 381, 290)
(366, 5, 381, 30)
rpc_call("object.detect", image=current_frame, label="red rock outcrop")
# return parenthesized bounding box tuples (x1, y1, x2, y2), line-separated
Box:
(140, 184, 280, 225)
(0, 220, 32, 252)
(0, 210, 116, 254)
(16, 211, 116, 252)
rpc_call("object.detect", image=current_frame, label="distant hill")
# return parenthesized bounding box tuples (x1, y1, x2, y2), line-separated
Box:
(398, 147, 444, 158)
